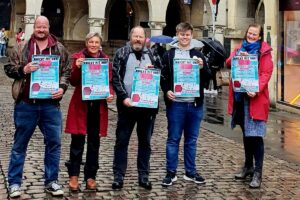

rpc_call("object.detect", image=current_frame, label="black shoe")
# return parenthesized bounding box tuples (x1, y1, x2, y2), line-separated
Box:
(235, 167, 254, 179)
(138, 177, 152, 190)
(161, 171, 177, 187)
(183, 172, 205, 184)
(112, 175, 124, 190)
(249, 172, 262, 188)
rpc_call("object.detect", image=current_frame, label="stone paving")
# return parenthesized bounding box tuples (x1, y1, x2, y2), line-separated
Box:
(1, 59, 300, 199)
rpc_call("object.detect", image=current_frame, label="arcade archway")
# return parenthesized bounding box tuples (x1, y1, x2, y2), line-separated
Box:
(41, 0, 64, 38)
(163, 0, 182, 37)
(108, 0, 134, 40)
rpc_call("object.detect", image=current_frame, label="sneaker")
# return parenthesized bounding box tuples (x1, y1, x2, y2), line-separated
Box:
(45, 181, 64, 196)
(162, 172, 177, 187)
(9, 184, 21, 198)
(183, 173, 205, 184)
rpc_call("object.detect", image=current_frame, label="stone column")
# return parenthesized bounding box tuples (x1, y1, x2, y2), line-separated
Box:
(148, 21, 166, 36)
(23, 14, 36, 40)
(207, 25, 225, 43)
(24, 0, 43, 40)
(193, 26, 203, 39)
(87, 18, 105, 36)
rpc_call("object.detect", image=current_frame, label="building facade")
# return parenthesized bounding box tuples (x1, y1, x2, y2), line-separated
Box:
(2, 0, 300, 113)
(9, 0, 224, 41)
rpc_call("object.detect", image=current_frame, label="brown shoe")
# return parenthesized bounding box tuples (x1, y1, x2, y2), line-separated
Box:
(69, 176, 79, 191)
(86, 179, 97, 190)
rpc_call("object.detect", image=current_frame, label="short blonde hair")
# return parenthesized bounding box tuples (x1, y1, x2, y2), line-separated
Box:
(85, 32, 102, 43)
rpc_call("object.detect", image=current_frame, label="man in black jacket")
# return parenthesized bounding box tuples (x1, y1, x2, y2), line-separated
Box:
(112, 26, 162, 190)
(160, 22, 211, 187)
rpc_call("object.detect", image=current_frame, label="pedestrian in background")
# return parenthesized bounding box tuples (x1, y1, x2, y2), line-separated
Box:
(160, 22, 211, 187)
(0, 27, 8, 57)
(111, 26, 162, 190)
(4, 16, 71, 198)
(64, 32, 114, 191)
(226, 23, 273, 188)
(16, 27, 25, 55)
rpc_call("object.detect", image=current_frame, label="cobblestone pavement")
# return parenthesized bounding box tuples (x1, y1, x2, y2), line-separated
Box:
(1, 58, 300, 199)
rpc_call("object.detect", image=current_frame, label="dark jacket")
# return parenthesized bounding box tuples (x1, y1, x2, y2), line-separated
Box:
(4, 34, 71, 102)
(112, 44, 163, 113)
(160, 47, 211, 107)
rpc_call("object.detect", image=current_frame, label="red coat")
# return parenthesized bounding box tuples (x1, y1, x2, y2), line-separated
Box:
(226, 41, 273, 121)
(64, 49, 114, 137)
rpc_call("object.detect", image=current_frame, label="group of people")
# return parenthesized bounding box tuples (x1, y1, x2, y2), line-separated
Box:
(0, 27, 25, 58)
(4, 15, 273, 198)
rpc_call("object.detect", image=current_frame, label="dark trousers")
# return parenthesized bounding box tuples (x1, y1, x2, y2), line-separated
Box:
(67, 102, 100, 180)
(113, 109, 156, 179)
(242, 130, 264, 173)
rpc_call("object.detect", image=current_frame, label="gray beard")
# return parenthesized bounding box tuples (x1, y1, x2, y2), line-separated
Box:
(132, 44, 144, 51)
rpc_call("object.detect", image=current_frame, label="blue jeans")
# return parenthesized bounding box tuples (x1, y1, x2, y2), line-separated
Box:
(8, 101, 62, 186)
(166, 102, 203, 175)
(0, 43, 6, 56)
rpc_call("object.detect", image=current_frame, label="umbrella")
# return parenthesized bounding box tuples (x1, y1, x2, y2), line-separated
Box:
(150, 35, 173, 44)
(200, 37, 226, 59)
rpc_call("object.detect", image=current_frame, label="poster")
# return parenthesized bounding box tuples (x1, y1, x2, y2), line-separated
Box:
(231, 55, 259, 92)
(173, 58, 200, 97)
(81, 58, 110, 100)
(30, 55, 60, 99)
(131, 68, 161, 108)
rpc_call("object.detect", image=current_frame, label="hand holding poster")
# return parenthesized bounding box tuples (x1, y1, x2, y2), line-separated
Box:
(231, 55, 259, 92)
(81, 58, 110, 100)
(173, 58, 200, 97)
(131, 68, 161, 108)
(30, 55, 60, 99)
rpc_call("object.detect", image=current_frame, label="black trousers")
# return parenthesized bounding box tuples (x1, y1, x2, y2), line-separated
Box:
(242, 128, 264, 174)
(113, 108, 156, 179)
(67, 102, 100, 180)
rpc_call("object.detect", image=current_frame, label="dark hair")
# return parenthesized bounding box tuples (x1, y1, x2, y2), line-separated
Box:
(243, 23, 264, 41)
(176, 22, 193, 33)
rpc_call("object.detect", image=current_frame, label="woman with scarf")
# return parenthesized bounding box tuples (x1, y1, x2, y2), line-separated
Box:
(64, 32, 114, 191)
(226, 24, 273, 188)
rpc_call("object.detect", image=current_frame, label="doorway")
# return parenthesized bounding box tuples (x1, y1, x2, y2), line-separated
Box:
(41, 0, 64, 38)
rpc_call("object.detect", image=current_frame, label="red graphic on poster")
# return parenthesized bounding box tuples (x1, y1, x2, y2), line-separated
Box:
(132, 94, 140, 102)
(180, 63, 193, 70)
(39, 60, 52, 67)
(83, 87, 92, 95)
(233, 81, 241, 88)
(31, 83, 40, 91)
(238, 59, 250, 66)
(175, 85, 183, 92)
(89, 64, 101, 70)
(140, 73, 153, 80)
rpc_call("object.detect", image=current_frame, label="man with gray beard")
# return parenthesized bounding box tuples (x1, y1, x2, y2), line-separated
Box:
(111, 26, 162, 190)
